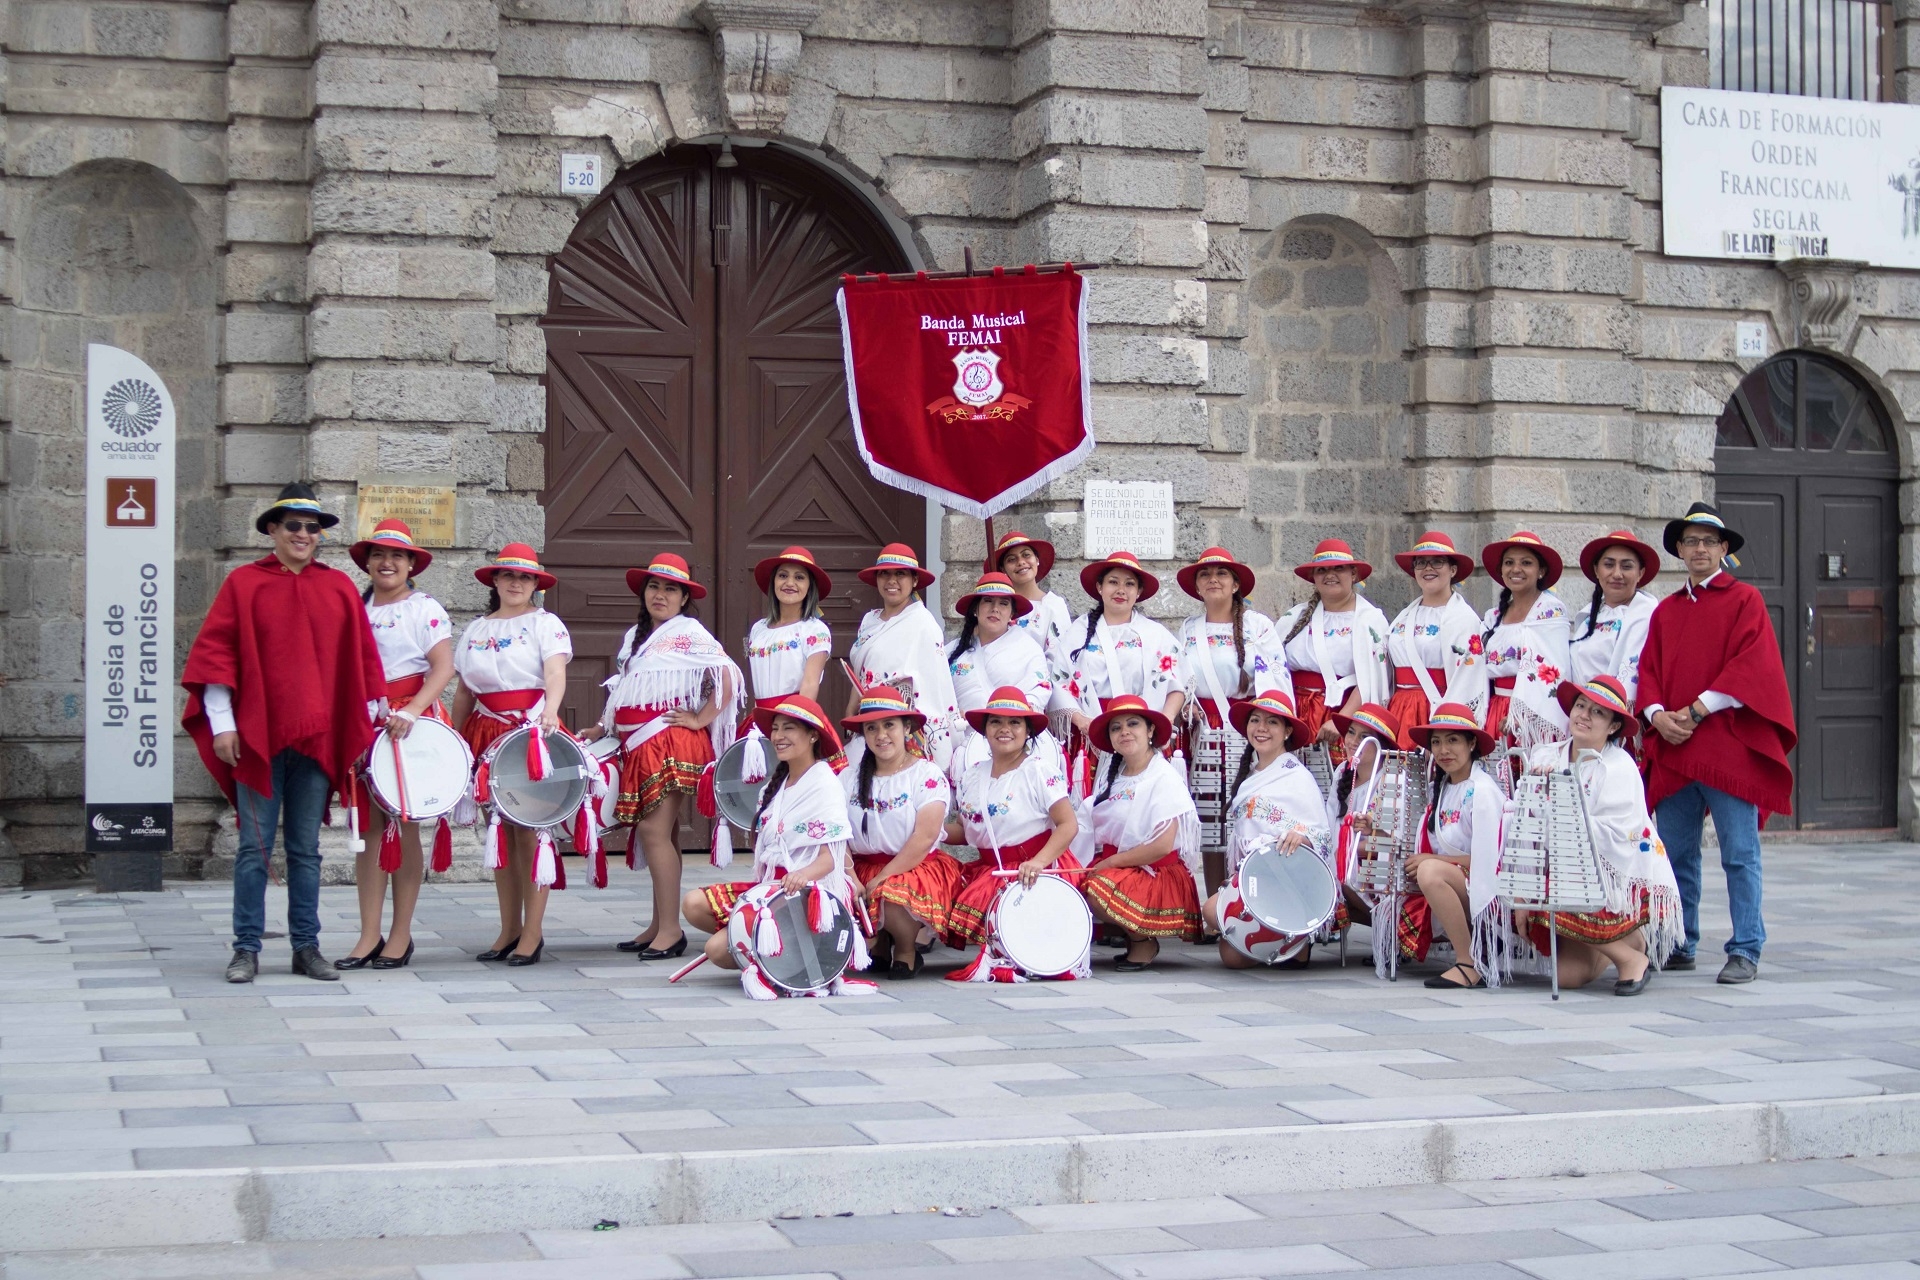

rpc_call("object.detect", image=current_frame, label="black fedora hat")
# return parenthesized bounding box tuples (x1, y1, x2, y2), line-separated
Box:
(1662, 501, 1744, 557)
(255, 482, 340, 535)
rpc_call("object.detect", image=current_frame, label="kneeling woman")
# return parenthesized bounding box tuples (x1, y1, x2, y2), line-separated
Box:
(842, 685, 959, 979)
(681, 696, 870, 998)
(1403, 704, 1506, 990)
(945, 687, 1080, 975)
(1082, 695, 1205, 971)
(1201, 691, 1330, 970)
(1517, 676, 1682, 995)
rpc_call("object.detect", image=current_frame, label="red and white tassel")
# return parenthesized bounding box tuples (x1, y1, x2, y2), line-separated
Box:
(526, 727, 552, 783)
(431, 817, 453, 874)
(807, 884, 829, 934)
(473, 759, 492, 806)
(573, 802, 606, 890)
(695, 762, 718, 821)
(533, 828, 558, 888)
(754, 910, 784, 959)
(709, 819, 732, 869)
(831, 975, 879, 996)
(739, 961, 779, 1001)
(740, 726, 768, 783)
(378, 817, 403, 874)
(946, 948, 996, 983)
(485, 811, 507, 871)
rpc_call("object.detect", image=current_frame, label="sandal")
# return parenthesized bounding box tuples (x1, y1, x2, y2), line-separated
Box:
(1423, 964, 1486, 990)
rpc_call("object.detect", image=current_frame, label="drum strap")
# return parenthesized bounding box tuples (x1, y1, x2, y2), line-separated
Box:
(613, 705, 671, 753)
(980, 831, 1050, 872)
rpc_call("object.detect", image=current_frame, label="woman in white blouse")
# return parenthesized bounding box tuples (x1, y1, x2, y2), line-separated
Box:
(993, 529, 1074, 674)
(1277, 540, 1391, 750)
(1383, 531, 1487, 747)
(1568, 530, 1660, 706)
(746, 545, 833, 706)
(1478, 530, 1572, 748)
(948, 572, 1055, 779)
(1057, 550, 1182, 795)
(847, 543, 960, 769)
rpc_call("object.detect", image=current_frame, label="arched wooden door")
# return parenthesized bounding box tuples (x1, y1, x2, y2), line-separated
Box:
(539, 145, 922, 736)
(1713, 351, 1900, 830)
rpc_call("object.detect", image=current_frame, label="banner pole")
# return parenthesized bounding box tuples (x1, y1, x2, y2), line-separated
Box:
(983, 515, 995, 576)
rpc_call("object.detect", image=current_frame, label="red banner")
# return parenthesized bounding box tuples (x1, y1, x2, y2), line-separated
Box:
(836, 266, 1093, 518)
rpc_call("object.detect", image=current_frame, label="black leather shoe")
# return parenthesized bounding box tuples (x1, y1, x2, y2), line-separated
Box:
(506, 940, 545, 967)
(638, 935, 687, 961)
(369, 940, 414, 970)
(1114, 940, 1160, 972)
(476, 937, 519, 962)
(1717, 954, 1759, 984)
(225, 950, 258, 984)
(291, 948, 340, 982)
(615, 936, 650, 953)
(1615, 966, 1655, 997)
(335, 939, 383, 971)
(1665, 952, 1697, 971)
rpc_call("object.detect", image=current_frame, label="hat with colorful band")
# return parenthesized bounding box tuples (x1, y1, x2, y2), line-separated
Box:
(1295, 538, 1372, 585)
(751, 694, 844, 756)
(1177, 546, 1256, 599)
(1555, 674, 1638, 742)
(955, 572, 1034, 620)
(993, 530, 1056, 580)
(350, 517, 433, 573)
(1079, 549, 1160, 602)
(1578, 528, 1660, 589)
(255, 482, 340, 535)
(474, 542, 557, 591)
(1228, 688, 1309, 745)
(858, 542, 936, 590)
(753, 545, 831, 599)
(1408, 701, 1495, 757)
(1662, 501, 1746, 557)
(1330, 701, 1400, 747)
(626, 552, 708, 600)
(840, 684, 925, 731)
(1089, 694, 1173, 754)
(963, 685, 1049, 735)
(1481, 530, 1564, 589)
(1393, 531, 1475, 581)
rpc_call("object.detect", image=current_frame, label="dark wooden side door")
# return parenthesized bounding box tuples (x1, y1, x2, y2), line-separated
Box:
(540, 145, 921, 737)
(1713, 351, 1900, 829)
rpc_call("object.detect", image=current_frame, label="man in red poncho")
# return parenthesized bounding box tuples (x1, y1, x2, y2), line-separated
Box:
(183, 483, 386, 983)
(1637, 502, 1796, 986)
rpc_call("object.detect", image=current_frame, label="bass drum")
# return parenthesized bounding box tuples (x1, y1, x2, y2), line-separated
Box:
(583, 734, 622, 827)
(1220, 842, 1338, 965)
(991, 875, 1093, 978)
(725, 882, 854, 994)
(486, 725, 592, 830)
(365, 718, 474, 821)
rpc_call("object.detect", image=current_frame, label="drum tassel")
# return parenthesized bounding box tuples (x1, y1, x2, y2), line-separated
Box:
(345, 774, 365, 854)
(709, 818, 733, 869)
(740, 726, 768, 783)
(378, 816, 403, 874)
(695, 762, 719, 820)
(485, 811, 506, 871)
(533, 829, 558, 888)
(431, 817, 453, 874)
(625, 823, 640, 871)
(526, 726, 552, 783)
(473, 759, 492, 806)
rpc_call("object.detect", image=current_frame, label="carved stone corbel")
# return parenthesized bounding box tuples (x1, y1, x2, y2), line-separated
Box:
(1778, 258, 1865, 351)
(692, 1, 822, 135)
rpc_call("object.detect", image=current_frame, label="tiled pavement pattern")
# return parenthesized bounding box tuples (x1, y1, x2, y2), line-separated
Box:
(8, 1160, 1920, 1278)
(2, 844, 1918, 1176)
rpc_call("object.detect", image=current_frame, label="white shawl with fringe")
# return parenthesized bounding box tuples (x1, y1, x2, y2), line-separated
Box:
(1226, 752, 1333, 877)
(1480, 592, 1571, 746)
(850, 600, 960, 764)
(1090, 753, 1203, 878)
(599, 615, 744, 759)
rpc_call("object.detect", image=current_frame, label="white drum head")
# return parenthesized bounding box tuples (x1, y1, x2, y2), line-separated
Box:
(1237, 844, 1338, 938)
(991, 875, 1092, 977)
(487, 726, 591, 829)
(725, 883, 853, 994)
(584, 734, 621, 764)
(713, 738, 768, 832)
(366, 718, 473, 820)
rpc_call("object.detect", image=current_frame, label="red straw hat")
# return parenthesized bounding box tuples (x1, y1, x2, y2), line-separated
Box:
(840, 684, 926, 732)
(1089, 694, 1173, 754)
(963, 686, 1049, 735)
(1577, 529, 1660, 589)
(955, 572, 1034, 619)
(1330, 701, 1400, 747)
(350, 517, 433, 573)
(1177, 547, 1256, 599)
(475, 543, 555, 591)
(1394, 531, 1475, 581)
(626, 552, 708, 600)
(1228, 689, 1309, 745)
(858, 543, 936, 589)
(753, 546, 832, 598)
(993, 530, 1056, 579)
(752, 694, 844, 756)
(1294, 538, 1372, 584)
(1481, 530, 1564, 589)
(1408, 702, 1495, 757)
(1556, 675, 1639, 743)
(1080, 549, 1160, 602)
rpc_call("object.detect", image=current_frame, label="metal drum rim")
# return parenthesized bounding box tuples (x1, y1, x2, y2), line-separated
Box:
(991, 875, 1093, 976)
(365, 717, 474, 821)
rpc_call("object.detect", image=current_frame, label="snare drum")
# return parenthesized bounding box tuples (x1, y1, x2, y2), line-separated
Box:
(1219, 843, 1338, 965)
(486, 725, 592, 830)
(366, 718, 474, 821)
(583, 734, 621, 827)
(725, 882, 854, 994)
(712, 738, 768, 832)
(991, 875, 1093, 978)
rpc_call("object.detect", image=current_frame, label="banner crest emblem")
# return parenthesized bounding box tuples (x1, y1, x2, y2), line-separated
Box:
(952, 349, 1003, 408)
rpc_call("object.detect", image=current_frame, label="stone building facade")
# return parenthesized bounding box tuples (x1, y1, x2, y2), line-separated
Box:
(3, 0, 1917, 885)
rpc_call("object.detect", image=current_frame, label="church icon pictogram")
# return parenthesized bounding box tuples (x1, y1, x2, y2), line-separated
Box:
(105, 477, 156, 528)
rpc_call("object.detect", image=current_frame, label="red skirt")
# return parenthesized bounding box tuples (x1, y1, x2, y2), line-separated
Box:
(1289, 673, 1345, 761)
(616, 725, 714, 823)
(851, 853, 893, 885)
(1485, 678, 1515, 745)
(461, 712, 518, 759)
(1523, 897, 1647, 952)
(867, 850, 965, 934)
(385, 673, 451, 724)
(1397, 896, 1434, 962)
(1083, 847, 1203, 942)
(1386, 667, 1446, 750)
(945, 834, 1074, 948)
(701, 880, 760, 927)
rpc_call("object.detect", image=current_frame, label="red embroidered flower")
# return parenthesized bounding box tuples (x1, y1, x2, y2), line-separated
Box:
(1466, 635, 1483, 656)
(924, 776, 939, 789)
(1535, 662, 1561, 684)
(1066, 679, 1081, 698)
(1158, 654, 1175, 672)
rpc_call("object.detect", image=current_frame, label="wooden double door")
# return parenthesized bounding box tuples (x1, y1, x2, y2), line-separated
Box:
(1713, 351, 1901, 830)
(539, 145, 922, 734)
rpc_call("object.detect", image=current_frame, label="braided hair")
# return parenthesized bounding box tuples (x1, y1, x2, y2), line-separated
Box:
(1579, 581, 1606, 641)
(1229, 741, 1257, 804)
(1230, 595, 1247, 685)
(753, 761, 790, 831)
(1422, 732, 1484, 838)
(1095, 750, 1125, 806)
(1284, 598, 1319, 645)
(853, 746, 881, 831)
(1070, 607, 1101, 661)
(1481, 586, 1513, 645)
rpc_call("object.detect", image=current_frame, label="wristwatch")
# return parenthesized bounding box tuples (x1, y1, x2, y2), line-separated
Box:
(1687, 702, 1706, 725)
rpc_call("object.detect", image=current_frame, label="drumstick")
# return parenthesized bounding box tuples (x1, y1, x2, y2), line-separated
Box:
(840, 658, 868, 699)
(667, 954, 708, 983)
(390, 731, 413, 822)
(990, 867, 1090, 878)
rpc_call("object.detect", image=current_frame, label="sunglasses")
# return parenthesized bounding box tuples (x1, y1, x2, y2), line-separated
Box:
(277, 520, 325, 535)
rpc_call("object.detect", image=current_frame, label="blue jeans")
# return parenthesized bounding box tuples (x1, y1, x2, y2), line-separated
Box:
(232, 749, 332, 954)
(1655, 780, 1766, 962)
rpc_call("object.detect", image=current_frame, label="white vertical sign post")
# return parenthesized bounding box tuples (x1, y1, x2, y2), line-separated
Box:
(85, 344, 175, 882)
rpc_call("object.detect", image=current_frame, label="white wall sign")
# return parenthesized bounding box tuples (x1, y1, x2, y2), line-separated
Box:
(560, 153, 602, 195)
(1083, 480, 1175, 561)
(1736, 321, 1770, 359)
(1662, 86, 1920, 268)
(85, 344, 175, 853)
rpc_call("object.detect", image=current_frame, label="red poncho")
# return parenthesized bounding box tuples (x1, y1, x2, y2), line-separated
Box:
(1637, 573, 1797, 819)
(182, 556, 386, 803)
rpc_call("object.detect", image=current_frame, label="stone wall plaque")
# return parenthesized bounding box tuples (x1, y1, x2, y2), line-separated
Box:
(355, 475, 457, 547)
(1083, 480, 1174, 562)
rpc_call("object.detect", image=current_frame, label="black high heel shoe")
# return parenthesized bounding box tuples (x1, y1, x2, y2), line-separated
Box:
(506, 939, 545, 967)
(369, 940, 414, 970)
(637, 935, 687, 961)
(615, 935, 653, 953)
(335, 939, 383, 971)
(476, 937, 519, 962)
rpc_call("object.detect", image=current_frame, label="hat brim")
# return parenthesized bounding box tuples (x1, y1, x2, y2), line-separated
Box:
(841, 706, 928, 733)
(475, 564, 557, 591)
(753, 555, 832, 599)
(1663, 517, 1746, 557)
(858, 565, 936, 590)
(996, 538, 1056, 580)
(955, 590, 1034, 620)
(1228, 701, 1307, 746)
(752, 705, 844, 756)
(1578, 535, 1660, 588)
(1089, 705, 1173, 754)
(1293, 559, 1372, 585)
(1554, 681, 1640, 742)
(256, 506, 340, 535)
(1408, 719, 1496, 758)
(963, 706, 1049, 735)
(1329, 708, 1397, 744)
(1177, 561, 1256, 599)
(1080, 559, 1161, 602)
(1481, 541, 1564, 589)
(1393, 549, 1474, 581)
(350, 540, 433, 574)
(627, 567, 709, 600)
